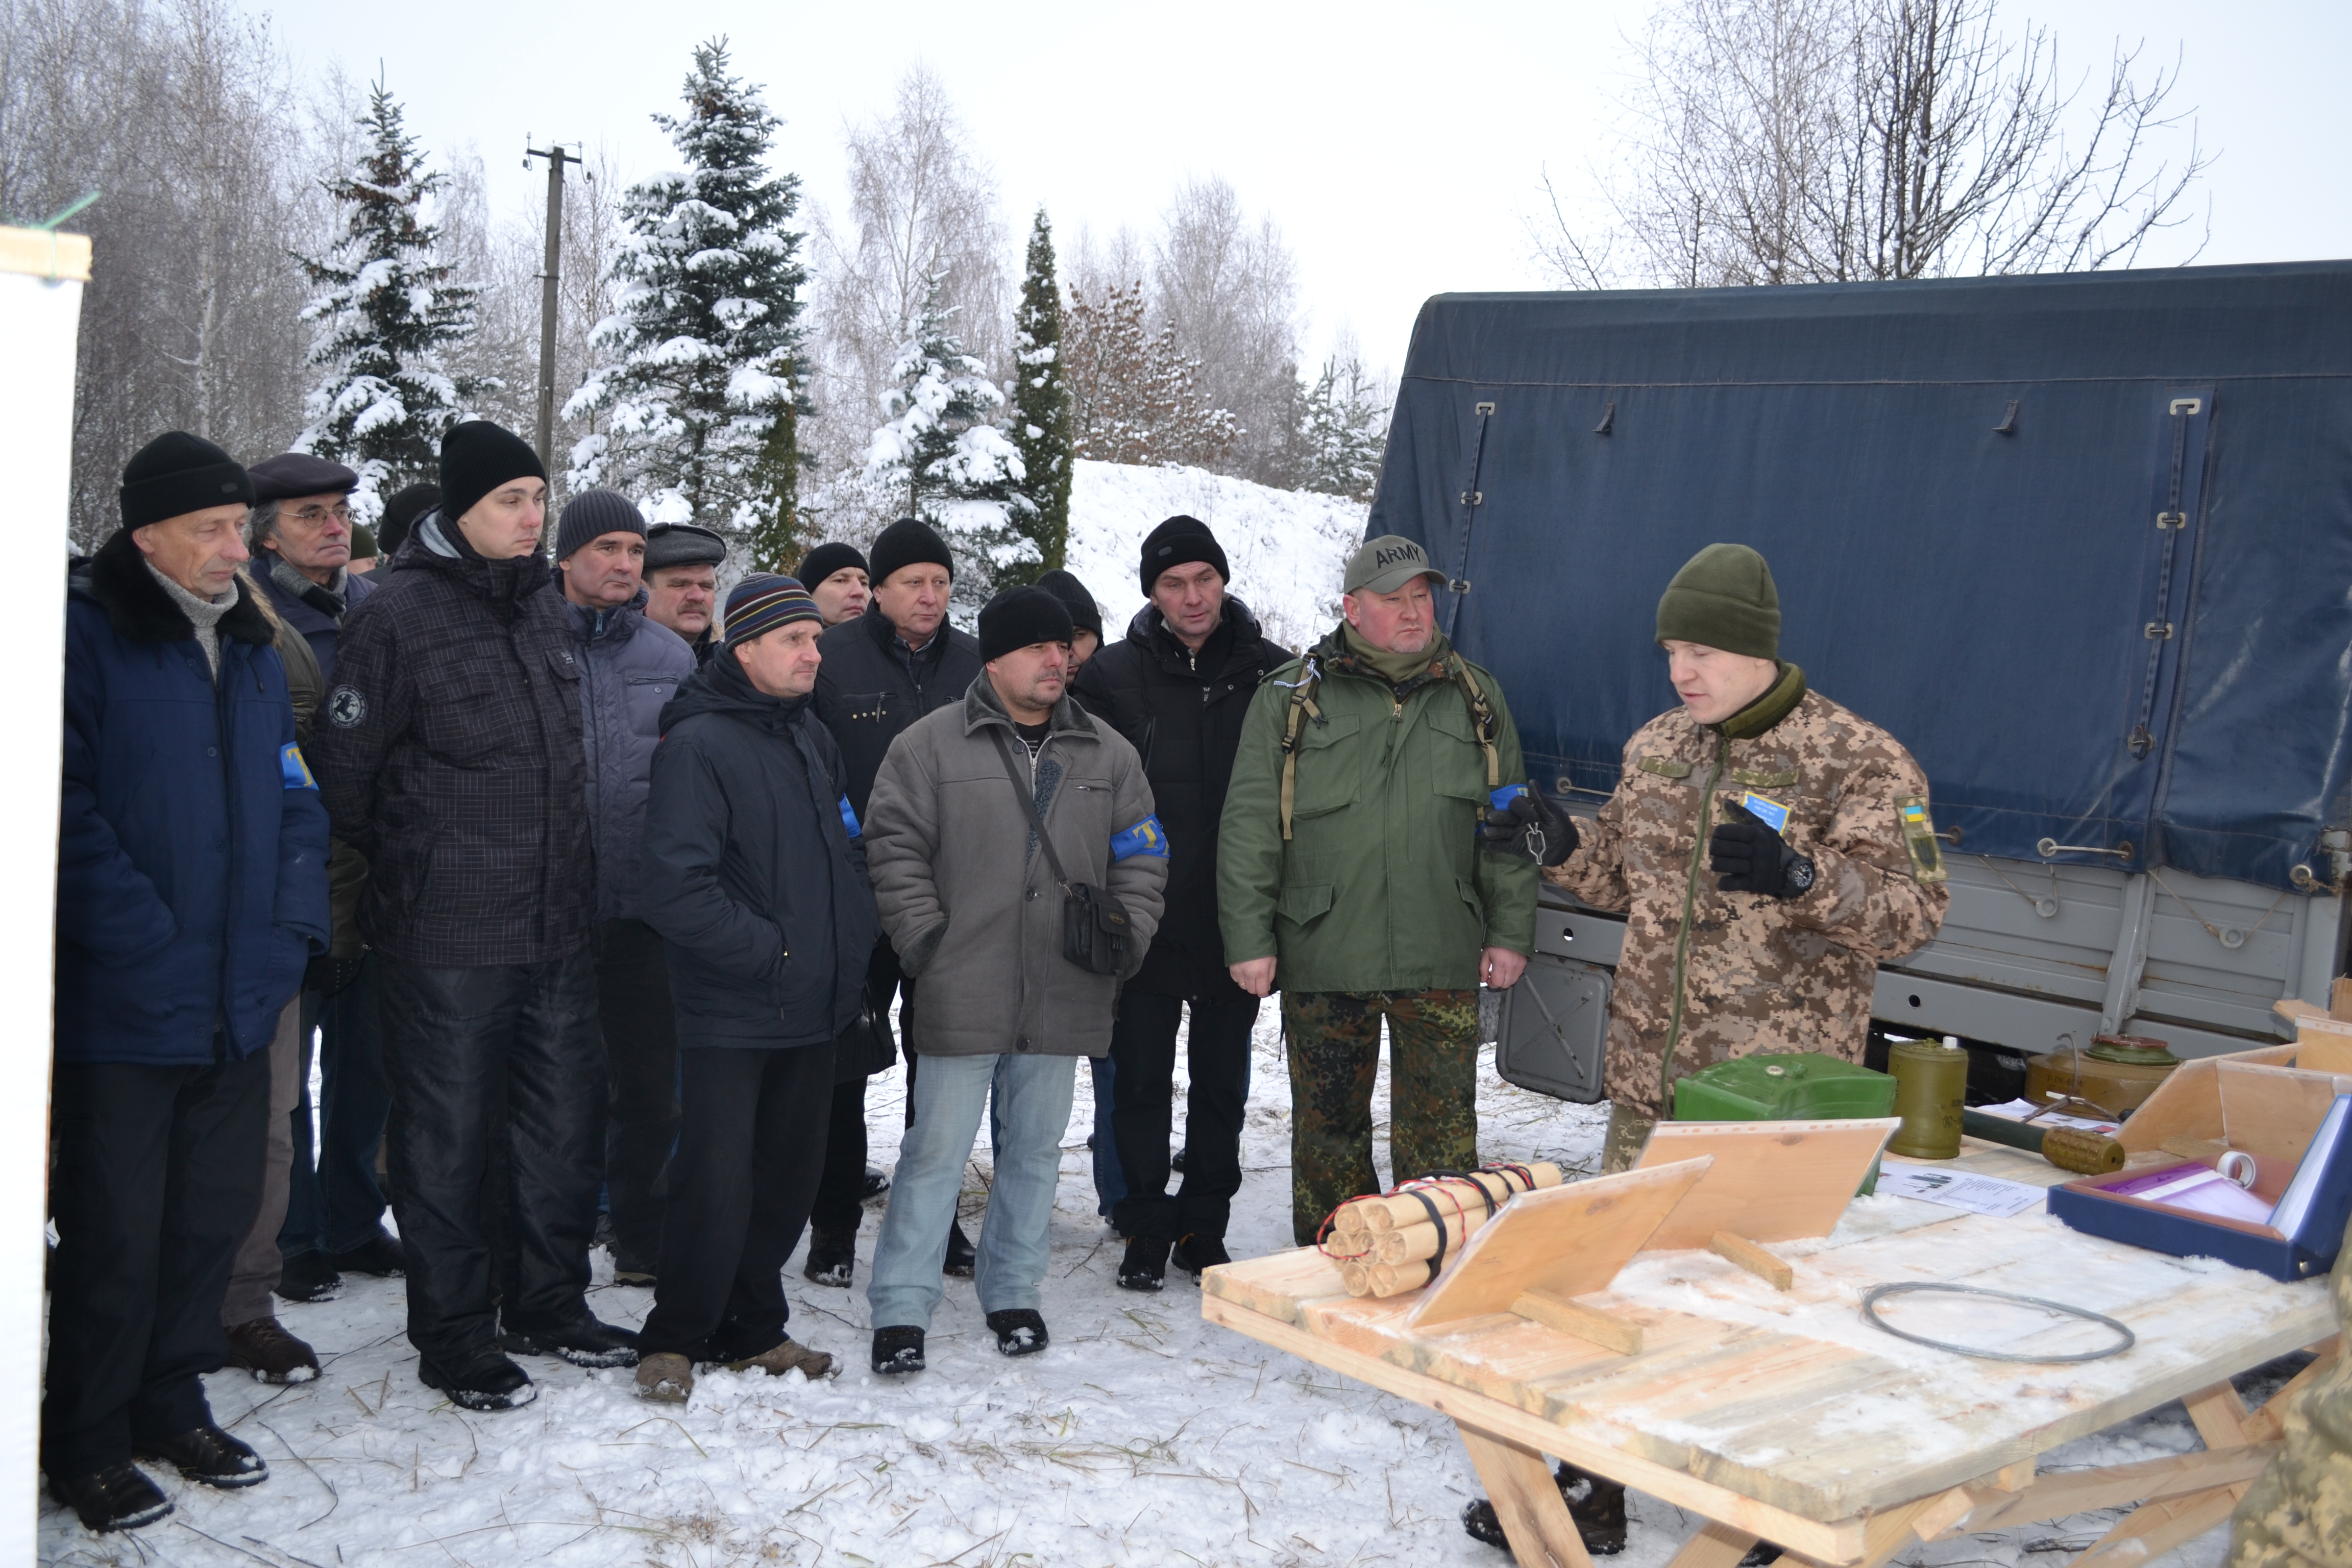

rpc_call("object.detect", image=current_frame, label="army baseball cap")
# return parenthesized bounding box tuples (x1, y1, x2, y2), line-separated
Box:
(1343, 534, 1444, 595)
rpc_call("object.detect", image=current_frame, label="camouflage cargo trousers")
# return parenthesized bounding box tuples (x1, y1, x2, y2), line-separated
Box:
(1282, 989, 1481, 1246)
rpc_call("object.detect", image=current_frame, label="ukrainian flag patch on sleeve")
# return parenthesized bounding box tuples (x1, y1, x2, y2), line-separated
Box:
(1111, 816, 1169, 862)
(281, 742, 317, 790)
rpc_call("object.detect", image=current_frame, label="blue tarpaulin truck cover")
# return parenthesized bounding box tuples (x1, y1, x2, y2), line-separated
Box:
(1367, 262, 2352, 896)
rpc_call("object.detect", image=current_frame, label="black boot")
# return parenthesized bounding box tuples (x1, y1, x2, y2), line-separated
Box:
(418, 1352, 538, 1411)
(325, 1232, 406, 1277)
(275, 1247, 342, 1303)
(135, 1424, 267, 1488)
(1462, 1464, 1626, 1555)
(861, 1166, 891, 1202)
(872, 1326, 926, 1375)
(987, 1308, 1049, 1356)
(1741, 1545, 1784, 1566)
(49, 1463, 173, 1531)
(943, 1219, 977, 1278)
(1118, 1235, 1170, 1292)
(803, 1228, 856, 1287)
(498, 1314, 641, 1368)
(1171, 1233, 1232, 1277)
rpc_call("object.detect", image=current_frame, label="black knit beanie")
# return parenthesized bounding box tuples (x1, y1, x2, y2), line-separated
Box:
(1655, 543, 1781, 660)
(555, 488, 647, 562)
(1034, 569, 1103, 639)
(120, 431, 253, 529)
(868, 517, 954, 587)
(1138, 514, 1229, 595)
(438, 420, 545, 526)
(378, 483, 440, 557)
(978, 585, 1075, 660)
(796, 541, 869, 587)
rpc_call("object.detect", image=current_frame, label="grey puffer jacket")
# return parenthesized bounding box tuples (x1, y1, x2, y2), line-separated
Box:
(865, 673, 1168, 1059)
(566, 586, 695, 924)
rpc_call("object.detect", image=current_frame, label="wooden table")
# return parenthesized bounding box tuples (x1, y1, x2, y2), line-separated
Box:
(1203, 1144, 2338, 1568)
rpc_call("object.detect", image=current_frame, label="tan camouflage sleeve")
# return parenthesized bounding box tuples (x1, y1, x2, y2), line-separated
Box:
(1781, 740, 1949, 962)
(1542, 736, 1636, 914)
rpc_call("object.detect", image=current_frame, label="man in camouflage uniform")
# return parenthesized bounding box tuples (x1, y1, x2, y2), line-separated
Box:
(1464, 543, 1951, 1561)
(2226, 1214, 2352, 1568)
(1218, 536, 1540, 1246)
(1545, 542, 1949, 1172)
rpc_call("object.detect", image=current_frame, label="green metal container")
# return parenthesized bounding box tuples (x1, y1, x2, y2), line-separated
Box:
(1672, 1051, 1899, 1194)
(1888, 1038, 1969, 1158)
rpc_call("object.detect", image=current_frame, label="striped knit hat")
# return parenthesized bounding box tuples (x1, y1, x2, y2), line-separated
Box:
(723, 574, 821, 648)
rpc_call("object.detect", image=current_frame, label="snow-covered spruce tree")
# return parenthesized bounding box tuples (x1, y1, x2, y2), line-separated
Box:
(867, 275, 1030, 607)
(1007, 209, 1073, 575)
(295, 81, 481, 524)
(1300, 353, 1388, 501)
(567, 38, 810, 570)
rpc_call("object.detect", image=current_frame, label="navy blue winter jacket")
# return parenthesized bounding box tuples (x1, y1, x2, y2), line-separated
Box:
(641, 652, 878, 1047)
(57, 530, 331, 1066)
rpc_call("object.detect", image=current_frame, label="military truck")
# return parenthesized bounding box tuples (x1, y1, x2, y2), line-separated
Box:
(1367, 263, 2352, 1095)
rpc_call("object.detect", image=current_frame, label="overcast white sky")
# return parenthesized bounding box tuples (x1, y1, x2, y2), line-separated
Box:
(252, 0, 2352, 378)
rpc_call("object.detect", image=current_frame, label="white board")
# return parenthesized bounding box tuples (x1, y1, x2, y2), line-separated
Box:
(0, 224, 88, 1554)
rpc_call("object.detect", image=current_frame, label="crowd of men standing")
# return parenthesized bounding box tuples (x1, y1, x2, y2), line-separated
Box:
(48, 415, 1949, 1560)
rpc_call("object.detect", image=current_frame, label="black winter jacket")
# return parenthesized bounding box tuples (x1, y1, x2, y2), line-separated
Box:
(1070, 599, 1280, 995)
(310, 512, 595, 968)
(641, 653, 879, 1047)
(812, 603, 985, 818)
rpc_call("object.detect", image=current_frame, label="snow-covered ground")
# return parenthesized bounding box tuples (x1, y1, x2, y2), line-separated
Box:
(38, 1014, 2284, 1567)
(1063, 460, 1368, 652)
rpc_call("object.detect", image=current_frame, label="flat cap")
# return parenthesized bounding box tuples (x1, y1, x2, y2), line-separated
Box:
(644, 522, 728, 572)
(248, 452, 359, 502)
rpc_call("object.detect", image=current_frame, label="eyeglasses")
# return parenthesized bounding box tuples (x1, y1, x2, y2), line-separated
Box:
(284, 503, 353, 527)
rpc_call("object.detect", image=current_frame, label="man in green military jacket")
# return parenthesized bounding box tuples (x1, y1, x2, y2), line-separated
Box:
(1219, 535, 1545, 1245)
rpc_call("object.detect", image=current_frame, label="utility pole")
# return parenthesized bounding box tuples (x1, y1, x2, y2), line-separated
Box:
(523, 139, 583, 477)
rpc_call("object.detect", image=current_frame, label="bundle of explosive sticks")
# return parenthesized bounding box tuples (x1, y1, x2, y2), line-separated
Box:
(1323, 1163, 1563, 1297)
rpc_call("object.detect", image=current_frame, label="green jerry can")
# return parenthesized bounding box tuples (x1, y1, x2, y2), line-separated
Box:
(1671, 1051, 1900, 1195)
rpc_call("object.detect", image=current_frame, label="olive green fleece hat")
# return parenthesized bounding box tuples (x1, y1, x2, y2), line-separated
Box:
(1655, 543, 1780, 659)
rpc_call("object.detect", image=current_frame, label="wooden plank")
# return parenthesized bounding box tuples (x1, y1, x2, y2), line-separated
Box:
(1785, 1494, 1943, 1568)
(2275, 996, 2352, 1039)
(2218, 1060, 2350, 1165)
(1459, 1422, 1595, 1568)
(2299, 1035, 2352, 1074)
(2068, 1482, 2249, 1568)
(2334, 976, 2352, 1022)
(2117, 1045, 2299, 1154)
(1199, 1248, 1346, 1324)
(2244, 1335, 2341, 1444)
(1514, 1290, 1644, 1355)
(2184, 1379, 2254, 1449)
(1941, 1443, 2281, 1535)
(1664, 1521, 1761, 1568)
(0, 226, 92, 282)
(1408, 1158, 1713, 1331)
(1202, 1292, 1869, 1558)
(1638, 1121, 1898, 1250)
(1710, 1231, 1795, 1290)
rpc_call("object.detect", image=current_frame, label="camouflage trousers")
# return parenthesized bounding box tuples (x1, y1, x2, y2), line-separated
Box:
(1282, 989, 1481, 1246)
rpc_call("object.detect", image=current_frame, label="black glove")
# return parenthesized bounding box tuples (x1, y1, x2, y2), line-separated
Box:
(1480, 792, 1581, 867)
(1709, 818, 1816, 898)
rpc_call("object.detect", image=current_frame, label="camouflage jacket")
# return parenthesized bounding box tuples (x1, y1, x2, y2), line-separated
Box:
(1546, 679, 1949, 1118)
(2226, 1214, 2352, 1568)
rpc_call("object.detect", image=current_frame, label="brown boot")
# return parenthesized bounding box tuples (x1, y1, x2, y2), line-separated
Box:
(224, 1316, 320, 1384)
(724, 1339, 836, 1380)
(635, 1352, 693, 1403)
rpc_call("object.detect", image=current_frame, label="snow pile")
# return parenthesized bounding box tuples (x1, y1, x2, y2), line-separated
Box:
(1064, 460, 1369, 652)
(37, 1022, 2271, 1568)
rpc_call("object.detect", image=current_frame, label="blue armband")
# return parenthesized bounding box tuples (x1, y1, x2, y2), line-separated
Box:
(839, 796, 862, 839)
(281, 742, 317, 790)
(1490, 783, 1529, 812)
(1110, 815, 1169, 862)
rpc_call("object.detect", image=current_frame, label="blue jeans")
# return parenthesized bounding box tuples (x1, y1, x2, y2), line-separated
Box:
(868, 1051, 1077, 1331)
(1089, 1054, 1125, 1217)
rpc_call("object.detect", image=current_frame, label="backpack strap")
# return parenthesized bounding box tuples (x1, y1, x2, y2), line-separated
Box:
(1449, 658, 1502, 792)
(1275, 655, 1325, 842)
